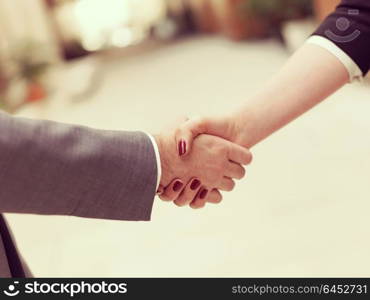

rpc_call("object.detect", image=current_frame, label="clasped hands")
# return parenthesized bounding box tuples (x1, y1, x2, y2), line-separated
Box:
(154, 114, 252, 209)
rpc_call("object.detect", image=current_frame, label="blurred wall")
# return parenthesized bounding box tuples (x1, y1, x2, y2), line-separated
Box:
(55, 0, 165, 51)
(0, 0, 60, 61)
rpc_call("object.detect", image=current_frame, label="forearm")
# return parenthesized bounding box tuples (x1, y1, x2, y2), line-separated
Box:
(234, 43, 349, 148)
(0, 112, 157, 220)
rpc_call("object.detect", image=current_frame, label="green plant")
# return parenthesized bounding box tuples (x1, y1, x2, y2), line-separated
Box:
(11, 41, 50, 82)
(0, 41, 50, 111)
(242, 0, 312, 21)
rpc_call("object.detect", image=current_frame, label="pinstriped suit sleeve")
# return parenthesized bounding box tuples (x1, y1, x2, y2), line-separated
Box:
(0, 111, 158, 221)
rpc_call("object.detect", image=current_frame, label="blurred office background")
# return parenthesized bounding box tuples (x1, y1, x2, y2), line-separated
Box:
(1, 0, 370, 277)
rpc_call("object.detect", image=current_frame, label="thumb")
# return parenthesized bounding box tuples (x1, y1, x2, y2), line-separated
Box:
(175, 116, 210, 157)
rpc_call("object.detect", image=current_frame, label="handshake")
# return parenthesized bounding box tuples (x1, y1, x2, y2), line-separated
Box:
(154, 113, 255, 209)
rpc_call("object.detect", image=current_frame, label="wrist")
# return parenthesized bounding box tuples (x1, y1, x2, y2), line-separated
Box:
(153, 133, 175, 187)
(227, 107, 259, 149)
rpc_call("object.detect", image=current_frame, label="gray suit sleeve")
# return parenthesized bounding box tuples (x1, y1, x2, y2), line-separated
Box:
(0, 111, 158, 221)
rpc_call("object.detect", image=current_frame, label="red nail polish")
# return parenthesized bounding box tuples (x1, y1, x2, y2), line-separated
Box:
(182, 140, 187, 155)
(178, 140, 186, 156)
(173, 181, 183, 192)
(200, 189, 208, 199)
(190, 179, 201, 190)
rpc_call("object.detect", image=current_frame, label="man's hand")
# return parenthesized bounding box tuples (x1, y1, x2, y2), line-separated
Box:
(154, 121, 252, 209)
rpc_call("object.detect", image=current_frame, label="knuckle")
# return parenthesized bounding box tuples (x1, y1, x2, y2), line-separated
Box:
(225, 143, 232, 156)
(227, 181, 235, 191)
(210, 174, 221, 186)
(174, 199, 186, 207)
(194, 116, 209, 132)
(189, 201, 197, 209)
(225, 186, 232, 192)
(159, 194, 171, 201)
(220, 159, 228, 171)
(239, 166, 246, 179)
(216, 150, 226, 162)
(212, 195, 222, 204)
(245, 151, 253, 165)
(191, 201, 205, 209)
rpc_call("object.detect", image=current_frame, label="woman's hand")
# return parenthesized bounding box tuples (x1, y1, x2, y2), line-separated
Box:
(173, 42, 351, 159)
(174, 113, 253, 157)
(159, 40, 352, 209)
(159, 181, 223, 209)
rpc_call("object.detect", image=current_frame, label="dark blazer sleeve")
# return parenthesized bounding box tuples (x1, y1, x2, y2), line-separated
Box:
(0, 111, 158, 221)
(313, 0, 370, 76)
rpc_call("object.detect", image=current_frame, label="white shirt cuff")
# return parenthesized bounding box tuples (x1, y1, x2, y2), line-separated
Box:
(144, 132, 161, 191)
(306, 35, 363, 83)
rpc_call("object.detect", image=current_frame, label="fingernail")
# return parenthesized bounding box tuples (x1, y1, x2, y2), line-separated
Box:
(200, 189, 208, 199)
(178, 140, 187, 156)
(190, 179, 201, 190)
(173, 180, 183, 192)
